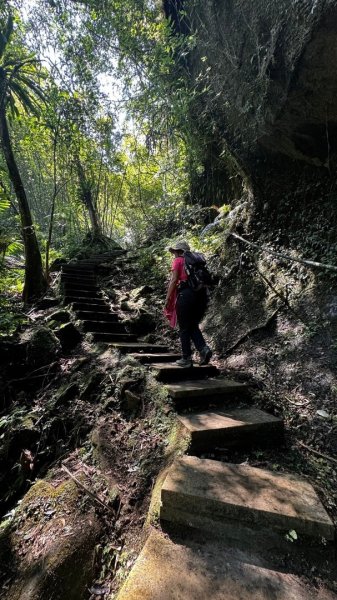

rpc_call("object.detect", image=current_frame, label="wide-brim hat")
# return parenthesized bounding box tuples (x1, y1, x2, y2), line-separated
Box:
(168, 240, 190, 252)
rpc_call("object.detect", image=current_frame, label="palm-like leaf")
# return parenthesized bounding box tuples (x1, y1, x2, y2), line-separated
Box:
(0, 16, 46, 117)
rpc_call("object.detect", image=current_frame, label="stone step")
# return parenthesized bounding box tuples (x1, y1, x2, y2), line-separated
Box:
(62, 265, 95, 273)
(76, 311, 118, 322)
(82, 320, 127, 333)
(178, 407, 284, 452)
(61, 279, 97, 288)
(71, 302, 110, 311)
(92, 332, 138, 343)
(117, 530, 335, 600)
(130, 352, 181, 363)
(61, 272, 97, 280)
(64, 296, 106, 305)
(88, 251, 125, 257)
(72, 260, 105, 265)
(62, 283, 100, 292)
(61, 273, 96, 281)
(63, 289, 102, 299)
(111, 343, 169, 353)
(165, 378, 249, 407)
(74, 253, 125, 263)
(160, 456, 335, 541)
(151, 363, 219, 383)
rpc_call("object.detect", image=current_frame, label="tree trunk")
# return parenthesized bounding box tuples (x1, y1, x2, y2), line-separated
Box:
(0, 109, 47, 303)
(46, 118, 61, 280)
(76, 159, 101, 236)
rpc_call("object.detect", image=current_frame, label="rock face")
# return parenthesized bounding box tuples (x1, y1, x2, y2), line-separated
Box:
(0, 479, 101, 600)
(165, 0, 337, 223)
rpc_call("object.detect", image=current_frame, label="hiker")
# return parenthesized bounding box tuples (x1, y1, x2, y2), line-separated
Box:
(164, 240, 212, 367)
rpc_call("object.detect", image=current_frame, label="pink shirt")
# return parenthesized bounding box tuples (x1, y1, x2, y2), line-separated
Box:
(171, 256, 188, 283)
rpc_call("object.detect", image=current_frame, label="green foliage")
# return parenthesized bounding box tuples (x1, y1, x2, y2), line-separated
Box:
(0, 16, 47, 118)
(0, 267, 26, 336)
(0, 0, 218, 308)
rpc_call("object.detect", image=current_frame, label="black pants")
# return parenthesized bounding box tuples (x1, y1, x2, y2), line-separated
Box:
(176, 285, 208, 358)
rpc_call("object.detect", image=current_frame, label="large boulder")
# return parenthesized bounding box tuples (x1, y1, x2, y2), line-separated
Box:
(55, 323, 82, 352)
(0, 478, 102, 600)
(25, 327, 61, 367)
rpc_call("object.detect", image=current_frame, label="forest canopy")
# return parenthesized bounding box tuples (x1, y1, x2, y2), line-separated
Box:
(0, 0, 204, 303)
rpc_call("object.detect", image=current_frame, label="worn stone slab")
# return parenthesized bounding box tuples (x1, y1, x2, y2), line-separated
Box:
(71, 302, 110, 311)
(152, 363, 219, 383)
(161, 456, 334, 540)
(92, 332, 137, 342)
(130, 352, 181, 363)
(63, 288, 102, 297)
(61, 274, 97, 282)
(76, 311, 118, 321)
(62, 265, 95, 273)
(63, 282, 99, 291)
(165, 378, 248, 401)
(117, 530, 335, 600)
(178, 407, 284, 451)
(64, 296, 106, 304)
(110, 343, 169, 353)
(82, 321, 127, 333)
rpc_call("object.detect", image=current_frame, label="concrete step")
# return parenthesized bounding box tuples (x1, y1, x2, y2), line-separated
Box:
(111, 343, 169, 353)
(82, 320, 127, 333)
(92, 332, 138, 343)
(165, 378, 249, 407)
(76, 311, 118, 322)
(117, 530, 335, 600)
(160, 456, 335, 541)
(151, 363, 218, 383)
(71, 301, 110, 311)
(129, 352, 181, 363)
(178, 407, 284, 452)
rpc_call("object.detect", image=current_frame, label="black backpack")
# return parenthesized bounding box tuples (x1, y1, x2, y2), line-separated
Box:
(184, 251, 214, 291)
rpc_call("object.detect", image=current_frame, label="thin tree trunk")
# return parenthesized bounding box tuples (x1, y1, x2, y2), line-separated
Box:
(45, 117, 60, 279)
(0, 109, 47, 302)
(76, 159, 101, 237)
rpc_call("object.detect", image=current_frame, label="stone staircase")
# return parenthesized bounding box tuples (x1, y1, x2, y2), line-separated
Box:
(61, 255, 138, 345)
(61, 255, 336, 599)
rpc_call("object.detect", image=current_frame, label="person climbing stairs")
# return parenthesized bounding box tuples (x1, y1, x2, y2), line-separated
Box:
(61, 254, 335, 600)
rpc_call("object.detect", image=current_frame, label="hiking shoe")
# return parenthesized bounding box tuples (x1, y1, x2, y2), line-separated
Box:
(199, 345, 212, 366)
(175, 357, 193, 368)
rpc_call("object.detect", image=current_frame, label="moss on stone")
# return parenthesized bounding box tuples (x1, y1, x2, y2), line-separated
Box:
(19, 478, 79, 512)
(146, 422, 190, 527)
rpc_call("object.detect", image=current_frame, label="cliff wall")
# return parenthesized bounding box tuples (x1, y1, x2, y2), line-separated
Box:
(165, 0, 337, 234)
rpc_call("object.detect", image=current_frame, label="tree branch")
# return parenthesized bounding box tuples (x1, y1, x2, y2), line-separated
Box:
(230, 232, 337, 274)
(61, 464, 116, 515)
(297, 441, 337, 466)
